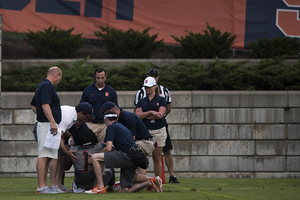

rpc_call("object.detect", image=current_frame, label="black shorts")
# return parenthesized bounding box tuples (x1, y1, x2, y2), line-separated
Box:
(163, 123, 173, 152)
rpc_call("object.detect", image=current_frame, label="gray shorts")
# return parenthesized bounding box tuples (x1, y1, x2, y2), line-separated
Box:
(104, 151, 137, 189)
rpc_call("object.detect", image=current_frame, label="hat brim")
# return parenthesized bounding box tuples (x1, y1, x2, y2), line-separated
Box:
(87, 113, 95, 120)
(144, 84, 156, 87)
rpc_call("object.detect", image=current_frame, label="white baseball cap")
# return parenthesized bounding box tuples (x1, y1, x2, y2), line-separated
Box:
(143, 77, 156, 87)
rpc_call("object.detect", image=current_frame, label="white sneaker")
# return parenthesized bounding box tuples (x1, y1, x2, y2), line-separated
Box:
(58, 185, 72, 193)
(51, 185, 66, 193)
(36, 186, 55, 194)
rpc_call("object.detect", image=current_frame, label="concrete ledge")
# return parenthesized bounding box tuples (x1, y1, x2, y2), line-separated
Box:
(193, 91, 240, 108)
(0, 125, 35, 140)
(240, 91, 288, 108)
(191, 157, 238, 171)
(0, 141, 37, 156)
(238, 156, 285, 171)
(0, 157, 38, 173)
(208, 141, 254, 155)
(171, 141, 207, 155)
(256, 141, 300, 156)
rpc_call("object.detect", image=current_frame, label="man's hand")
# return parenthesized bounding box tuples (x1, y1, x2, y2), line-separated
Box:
(88, 153, 93, 164)
(135, 107, 142, 114)
(50, 121, 58, 135)
(66, 150, 77, 163)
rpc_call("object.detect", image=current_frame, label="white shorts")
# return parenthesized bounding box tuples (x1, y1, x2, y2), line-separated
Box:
(37, 122, 58, 159)
(149, 127, 167, 148)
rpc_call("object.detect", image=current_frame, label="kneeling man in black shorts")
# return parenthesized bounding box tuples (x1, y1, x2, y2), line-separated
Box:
(86, 110, 163, 194)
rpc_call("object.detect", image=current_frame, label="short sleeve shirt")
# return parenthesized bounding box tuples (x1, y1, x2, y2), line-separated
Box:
(59, 106, 77, 133)
(134, 85, 171, 105)
(30, 79, 61, 123)
(136, 93, 167, 130)
(104, 122, 136, 151)
(80, 83, 118, 123)
(118, 109, 152, 141)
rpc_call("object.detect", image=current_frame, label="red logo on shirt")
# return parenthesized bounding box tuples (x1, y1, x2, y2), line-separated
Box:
(91, 93, 94, 96)
(105, 92, 109, 96)
(157, 103, 159, 106)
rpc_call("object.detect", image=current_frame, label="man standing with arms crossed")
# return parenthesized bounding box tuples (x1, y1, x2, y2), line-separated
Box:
(134, 68, 179, 183)
(30, 66, 63, 193)
(80, 67, 118, 143)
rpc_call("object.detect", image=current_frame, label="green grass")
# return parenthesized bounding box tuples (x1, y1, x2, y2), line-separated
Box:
(0, 177, 299, 200)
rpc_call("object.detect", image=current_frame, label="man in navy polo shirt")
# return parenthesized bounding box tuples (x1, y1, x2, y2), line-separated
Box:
(80, 67, 118, 143)
(101, 101, 155, 157)
(30, 66, 62, 194)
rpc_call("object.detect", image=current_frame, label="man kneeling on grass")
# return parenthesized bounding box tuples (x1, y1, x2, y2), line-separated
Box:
(85, 110, 163, 193)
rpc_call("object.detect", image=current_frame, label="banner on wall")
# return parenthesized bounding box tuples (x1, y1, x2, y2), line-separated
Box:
(0, 0, 299, 49)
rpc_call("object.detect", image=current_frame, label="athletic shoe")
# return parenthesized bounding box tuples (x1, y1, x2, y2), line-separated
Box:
(51, 185, 66, 193)
(36, 186, 54, 194)
(106, 181, 121, 192)
(58, 185, 72, 193)
(169, 175, 180, 183)
(85, 185, 106, 194)
(150, 176, 163, 193)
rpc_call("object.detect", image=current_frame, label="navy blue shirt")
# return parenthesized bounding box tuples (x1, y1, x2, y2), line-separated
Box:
(80, 83, 118, 123)
(136, 93, 167, 130)
(104, 122, 136, 151)
(31, 79, 61, 123)
(118, 109, 152, 141)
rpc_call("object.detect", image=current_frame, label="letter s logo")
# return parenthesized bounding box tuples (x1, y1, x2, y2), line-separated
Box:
(276, 0, 300, 37)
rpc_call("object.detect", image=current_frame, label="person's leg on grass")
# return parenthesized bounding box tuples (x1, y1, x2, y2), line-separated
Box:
(36, 157, 49, 188)
(85, 153, 106, 193)
(152, 147, 163, 177)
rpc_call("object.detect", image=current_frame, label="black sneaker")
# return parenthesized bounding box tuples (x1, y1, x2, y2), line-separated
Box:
(169, 175, 180, 183)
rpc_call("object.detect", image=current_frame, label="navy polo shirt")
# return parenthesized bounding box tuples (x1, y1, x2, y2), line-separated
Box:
(118, 109, 152, 141)
(136, 93, 167, 130)
(30, 79, 61, 123)
(80, 83, 118, 123)
(104, 122, 136, 151)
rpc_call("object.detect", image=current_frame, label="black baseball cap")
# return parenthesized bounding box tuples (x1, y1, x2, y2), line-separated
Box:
(148, 68, 159, 76)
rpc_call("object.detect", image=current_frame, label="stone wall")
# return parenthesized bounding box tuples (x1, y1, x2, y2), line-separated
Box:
(0, 91, 299, 178)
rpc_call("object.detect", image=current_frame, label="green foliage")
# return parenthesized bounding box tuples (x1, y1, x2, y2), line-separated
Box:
(26, 26, 85, 58)
(2, 59, 300, 91)
(247, 36, 300, 58)
(94, 26, 164, 58)
(170, 23, 237, 58)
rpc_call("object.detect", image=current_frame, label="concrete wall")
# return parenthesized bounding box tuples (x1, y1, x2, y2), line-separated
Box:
(0, 91, 300, 178)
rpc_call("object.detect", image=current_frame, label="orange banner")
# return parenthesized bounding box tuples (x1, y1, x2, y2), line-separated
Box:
(0, 0, 247, 48)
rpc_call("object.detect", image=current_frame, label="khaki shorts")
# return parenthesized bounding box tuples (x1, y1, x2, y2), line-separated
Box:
(136, 139, 155, 157)
(37, 122, 58, 159)
(149, 127, 167, 148)
(86, 122, 107, 143)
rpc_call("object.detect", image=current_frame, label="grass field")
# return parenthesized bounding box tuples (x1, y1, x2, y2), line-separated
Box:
(0, 177, 299, 200)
